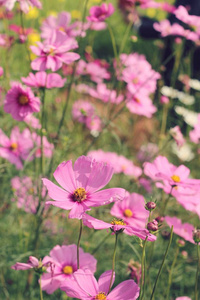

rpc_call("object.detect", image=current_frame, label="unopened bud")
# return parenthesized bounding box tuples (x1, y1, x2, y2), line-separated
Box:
(161, 230, 170, 240)
(193, 229, 200, 244)
(181, 250, 188, 259)
(155, 216, 164, 224)
(176, 239, 185, 247)
(145, 202, 156, 211)
(147, 220, 158, 232)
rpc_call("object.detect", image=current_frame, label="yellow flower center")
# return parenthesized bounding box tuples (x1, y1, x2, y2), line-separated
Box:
(49, 48, 55, 56)
(171, 175, 181, 183)
(29, 188, 34, 194)
(10, 142, 18, 150)
(73, 187, 87, 202)
(134, 97, 140, 103)
(132, 77, 139, 84)
(111, 218, 126, 226)
(95, 292, 107, 300)
(18, 95, 29, 105)
(59, 26, 65, 32)
(62, 265, 73, 274)
(124, 209, 133, 218)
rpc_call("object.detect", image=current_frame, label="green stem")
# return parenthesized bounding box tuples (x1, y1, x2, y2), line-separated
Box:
(107, 24, 118, 61)
(139, 237, 148, 300)
(150, 226, 173, 300)
(166, 245, 179, 299)
(92, 232, 111, 255)
(108, 234, 118, 293)
(195, 243, 200, 300)
(39, 276, 44, 300)
(77, 219, 83, 269)
(162, 187, 173, 216)
(20, 11, 31, 64)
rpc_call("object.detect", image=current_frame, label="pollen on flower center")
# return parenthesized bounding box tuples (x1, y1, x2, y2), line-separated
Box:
(111, 218, 126, 226)
(49, 48, 55, 55)
(18, 95, 29, 105)
(73, 187, 87, 202)
(62, 265, 73, 274)
(95, 292, 107, 300)
(10, 142, 18, 150)
(124, 209, 133, 218)
(171, 175, 181, 183)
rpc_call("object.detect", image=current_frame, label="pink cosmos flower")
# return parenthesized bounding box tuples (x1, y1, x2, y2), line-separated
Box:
(24, 114, 41, 129)
(176, 297, 191, 300)
(89, 83, 123, 104)
(87, 3, 115, 22)
(43, 156, 125, 219)
(174, 189, 200, 219)
(0, 0, 42, 13)
(12, 256, 47, 270)
(61, 269, 139, 300)
(144, 155, 200, 190)
(76, 60, 110, 83)
(72, 100, 95, 124)
(169, 126, 185, 148)
(4, 82, 40, 121)
(174, 5, 200, 32)
(110, 191, 149, 228)
(31, 132, 54, 158)
(137, 143, 159, 163)
(82, 213, 156, 241)
(9, 24, 33, 43)
(0, 66, 3, 77)
(86, 115, 102, 133)
(22, 72, 66, 89)
(189, 114, 200, 144)
(30, 31, 80, 72)
(0, 127, 33, 169)
(41, 244, 97, 294)
(165, 216, 195, 244)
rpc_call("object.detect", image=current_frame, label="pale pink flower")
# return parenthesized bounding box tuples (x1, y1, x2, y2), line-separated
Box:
(31, 132, 54, 158)
(22, 72, 66, 89)
(170, 126, 185, 148)
(0, 66, 3, 77)
(72, 100, 95, 124)
(4, 82, 40, 121)
(11, 256, 47, 270)
(90, 21, 107, 31)
(88, 150, 142, 178)
(24, 114, 41, 129)
(189, 114, 200, 144)
(43, 156, 125, 219)
(174, 189, 200, 219)
(41, 244, 97, 294)
(165, 216, 195, 244)
(0, 0, 42, 13)
(160, 95, 169, 104)
(76, 59, 110, 83)
(174, 5, 200, 32)
(144, 155, 200, 190)
(137, 143, 159, 163)
(87, 3, 115, 22)
(9, 24, 33, 43)
(82, 213, 156, 241)
(30, 31, 80, 72)
(61, 269, 139, 300)
(89, 83, 123, 104)
(176, 297, 191, 300)
(110, 191, 149, 228)
(0, 127, 33, 169)
(86, 115, 102, 132)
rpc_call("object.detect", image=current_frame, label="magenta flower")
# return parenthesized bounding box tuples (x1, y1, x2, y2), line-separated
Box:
(0, 127, 33, 169)
(43, 156, 125, 219)
(9, 24, 33, 43)
(1, 0, 42, 13)
(165, 216, 195, 244)
(176, 297, 191, 300)
(82, 214, 156, 241)
(12, 256, 47, 271)
(41, 244, 97, 294)
(22, 72, 66, 89)
(110, 192, 149, 228)
(4, 82, 40, 121)
(30, 31, 80, 72)
(87, 3, 115, 22)
(61, 269, 139, 299)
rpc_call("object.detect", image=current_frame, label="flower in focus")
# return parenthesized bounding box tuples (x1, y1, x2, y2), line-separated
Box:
(110, 191, 149, 228)
(87, 3, 115, 22)
(43, 156, 125, 219)
(82, 213, 156, 241)
(30, 31, 80, 72)
(0, 127, 33, 169)
(4, 82, 40, 121)
(61, 269, 140, 300)
(41, 244, 97, 294)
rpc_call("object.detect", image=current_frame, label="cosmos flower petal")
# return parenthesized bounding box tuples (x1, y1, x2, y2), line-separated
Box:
(108, 279, 140, 300)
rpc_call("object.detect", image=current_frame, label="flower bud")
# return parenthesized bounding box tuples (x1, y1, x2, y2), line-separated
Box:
(155, 216, 164, 224)
(145, 201, 156, 211)
(176, 239, 185, 247)
(193, 229, 200, 244)
(128, 260, 141, 284)
(147, 220, 158, 232)
(181, 250, 188, 259)
(161, 230, 170, 240)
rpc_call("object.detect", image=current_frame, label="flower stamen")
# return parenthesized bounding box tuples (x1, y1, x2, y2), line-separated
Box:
(73, 187, 87, 202)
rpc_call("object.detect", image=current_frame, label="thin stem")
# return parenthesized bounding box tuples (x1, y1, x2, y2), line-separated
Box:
(139, 237, 148, 300)
(108, 234, 118, 293)
(39, 276, 44, 300)
(107, 24, 118, 61)
(77, 219, 83, 269)
(20, 11, 31, 64)
(195, 243, 200, 300)
(166, 245, 179, 299)
(150, 226, 173, 300)
(162, 187, 173, 216)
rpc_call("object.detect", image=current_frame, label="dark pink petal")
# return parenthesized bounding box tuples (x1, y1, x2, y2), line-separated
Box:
(108, 279, 140, 300)
(53, 160, 77, 193)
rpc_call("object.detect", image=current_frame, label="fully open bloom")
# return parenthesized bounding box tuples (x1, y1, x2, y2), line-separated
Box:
(41, 244, 97, 294)
(110, 191, 149, 228)
(43, 156, 125, 219)
(61, 269, 140, 300)
(82, 213, 156, 241)
(22, 72, 66, 89)
(4, 82, 40, 121)
(0, 127, 33, 169)
(87, 3, 115, 22)
(30, 31, 80, 71)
